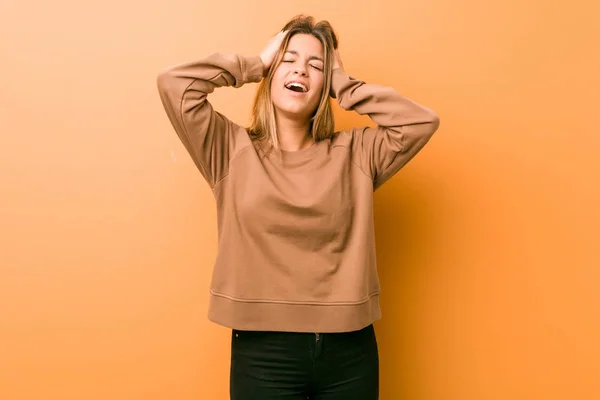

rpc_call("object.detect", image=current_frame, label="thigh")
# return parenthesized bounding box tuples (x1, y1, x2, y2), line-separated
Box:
(313, 325, 379, 400)
(230, 330, 312, 400)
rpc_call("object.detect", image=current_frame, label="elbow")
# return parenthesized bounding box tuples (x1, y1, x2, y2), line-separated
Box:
(426, 110, 440, 137)
(156, 69, 168, 93)
(156, 66, 175, 93)
(432, 111, 441, 130)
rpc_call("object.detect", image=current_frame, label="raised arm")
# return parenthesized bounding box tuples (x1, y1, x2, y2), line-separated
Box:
(331, 51, 440, 190)
(156, 53, 264, 187)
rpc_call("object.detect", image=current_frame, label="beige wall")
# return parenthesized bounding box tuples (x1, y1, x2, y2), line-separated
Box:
(2, 0, 599, 399)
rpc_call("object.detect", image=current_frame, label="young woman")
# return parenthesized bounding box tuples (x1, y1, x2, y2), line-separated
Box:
(157, 15, 439, 400)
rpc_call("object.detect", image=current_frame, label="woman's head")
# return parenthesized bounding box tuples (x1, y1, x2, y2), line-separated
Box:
(248, 15, 338, 148)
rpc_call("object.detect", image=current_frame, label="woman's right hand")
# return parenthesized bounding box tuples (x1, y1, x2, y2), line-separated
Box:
(259, 30, 287, 75)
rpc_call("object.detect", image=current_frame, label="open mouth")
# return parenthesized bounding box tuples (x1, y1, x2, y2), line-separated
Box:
(285, 82, 308, 93)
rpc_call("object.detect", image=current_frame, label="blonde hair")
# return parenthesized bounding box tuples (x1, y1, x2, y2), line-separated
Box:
(248, 15, 339, 149)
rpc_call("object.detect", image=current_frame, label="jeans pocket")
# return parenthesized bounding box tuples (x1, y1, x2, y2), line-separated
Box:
(231, 330, 270, 359)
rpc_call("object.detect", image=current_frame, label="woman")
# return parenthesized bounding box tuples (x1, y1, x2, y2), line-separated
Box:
(157, 15, 439, 400)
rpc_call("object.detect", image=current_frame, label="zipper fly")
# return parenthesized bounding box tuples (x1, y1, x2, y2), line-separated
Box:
(314, 333, 323, 359)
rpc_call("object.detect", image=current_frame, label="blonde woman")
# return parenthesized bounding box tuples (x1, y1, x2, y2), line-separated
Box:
(157, 15, 439, 400)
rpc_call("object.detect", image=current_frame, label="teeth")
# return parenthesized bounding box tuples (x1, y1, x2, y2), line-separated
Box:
(286, 82, 307, 92)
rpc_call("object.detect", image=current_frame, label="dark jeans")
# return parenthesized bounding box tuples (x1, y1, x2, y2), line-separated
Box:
(229, 324, 379, 400)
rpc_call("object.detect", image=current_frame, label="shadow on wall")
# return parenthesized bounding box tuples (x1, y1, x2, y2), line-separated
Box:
(336, 108, 443, 399)
(375, 178, 439, 399)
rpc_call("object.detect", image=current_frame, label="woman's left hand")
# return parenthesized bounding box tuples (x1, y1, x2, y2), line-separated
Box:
(332, 49, 344, 71)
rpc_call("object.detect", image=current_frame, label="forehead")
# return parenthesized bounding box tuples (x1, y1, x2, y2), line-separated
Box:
(285, 34, 324, 59)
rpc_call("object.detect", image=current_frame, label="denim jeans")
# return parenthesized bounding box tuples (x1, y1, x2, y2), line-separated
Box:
(229, 324, 379, 399)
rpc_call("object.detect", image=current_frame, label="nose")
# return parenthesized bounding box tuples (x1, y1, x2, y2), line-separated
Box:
(293, 64, 308, 76)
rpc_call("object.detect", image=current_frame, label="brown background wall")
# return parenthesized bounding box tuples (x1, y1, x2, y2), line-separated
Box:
(2, 0, 599, 398)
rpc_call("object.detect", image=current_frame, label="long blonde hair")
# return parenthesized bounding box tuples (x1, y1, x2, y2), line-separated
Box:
(248, 15, 339, 149)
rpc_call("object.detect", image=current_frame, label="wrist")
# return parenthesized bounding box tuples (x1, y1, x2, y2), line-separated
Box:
(245, 55, 267, 82)
(329, 68, 351, 99)
(259, 55, 270, 76)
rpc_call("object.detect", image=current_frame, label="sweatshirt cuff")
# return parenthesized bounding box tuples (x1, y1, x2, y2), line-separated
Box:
(330, 68, 355, 99)
(243, 55, 265, 83)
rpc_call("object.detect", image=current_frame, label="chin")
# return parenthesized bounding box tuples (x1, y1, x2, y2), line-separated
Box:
(275, 103, 315, 120)
(288, 105, 314, 117)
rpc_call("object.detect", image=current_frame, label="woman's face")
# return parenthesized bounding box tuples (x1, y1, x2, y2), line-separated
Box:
(270, 33, 325, 122)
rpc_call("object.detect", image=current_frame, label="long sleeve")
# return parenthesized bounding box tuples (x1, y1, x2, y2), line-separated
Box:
(156, 53, 265, 187)
(331, 68, 440, 190)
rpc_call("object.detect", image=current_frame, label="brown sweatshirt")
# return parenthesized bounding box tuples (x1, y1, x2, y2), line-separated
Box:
(156, 52, 439, 333)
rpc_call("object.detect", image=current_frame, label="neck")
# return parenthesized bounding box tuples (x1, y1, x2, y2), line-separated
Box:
(275, 114, 313, 152)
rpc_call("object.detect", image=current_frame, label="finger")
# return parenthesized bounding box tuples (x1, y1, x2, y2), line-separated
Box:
(276, 31, 286, 45)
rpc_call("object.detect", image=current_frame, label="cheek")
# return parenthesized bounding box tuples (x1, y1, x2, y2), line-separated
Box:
(271, 68, 291, 98)
(270, 66, 283, 84)
(270, 77, 284, 102)
(311, 77, 325, 101)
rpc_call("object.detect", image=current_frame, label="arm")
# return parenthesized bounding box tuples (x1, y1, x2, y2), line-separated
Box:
(156, 53, 264, 187)
(331, 55, 440, 190)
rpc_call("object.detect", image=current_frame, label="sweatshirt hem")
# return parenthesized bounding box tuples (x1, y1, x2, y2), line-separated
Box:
(207, 291, 382, 333)
(209, 289, 380, 306)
